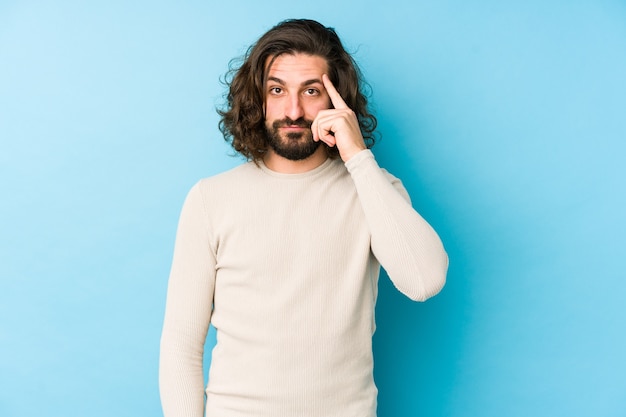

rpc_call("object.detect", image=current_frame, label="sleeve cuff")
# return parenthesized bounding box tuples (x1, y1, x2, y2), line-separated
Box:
(345, 149, 376, 174)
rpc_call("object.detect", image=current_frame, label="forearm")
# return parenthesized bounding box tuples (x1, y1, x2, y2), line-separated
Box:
(346, 150, 448, 301)
(159, 324, 207, 417)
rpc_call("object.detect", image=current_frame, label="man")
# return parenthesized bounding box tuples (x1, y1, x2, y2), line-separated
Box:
(160, 18, 448, 417)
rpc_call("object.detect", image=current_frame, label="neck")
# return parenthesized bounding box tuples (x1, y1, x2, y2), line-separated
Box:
(262, 146, 328, 174)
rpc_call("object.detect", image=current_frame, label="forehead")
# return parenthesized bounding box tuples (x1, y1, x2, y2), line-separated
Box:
(265, 53, 328, 82)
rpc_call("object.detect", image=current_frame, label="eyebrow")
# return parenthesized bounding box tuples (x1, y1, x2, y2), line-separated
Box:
(266, 76, 323, 87)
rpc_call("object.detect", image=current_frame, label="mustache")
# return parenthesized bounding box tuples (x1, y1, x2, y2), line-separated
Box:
(272, 117, 313, 129)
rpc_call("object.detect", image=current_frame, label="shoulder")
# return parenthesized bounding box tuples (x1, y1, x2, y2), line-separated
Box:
(379, 167, 402, 186)
(346, 150, 412, 203)
(194, 161, 261, 192)
(177, 162, 260, 212)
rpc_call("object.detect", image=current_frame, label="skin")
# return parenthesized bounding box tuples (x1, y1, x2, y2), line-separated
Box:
(263, 53, 367, 173)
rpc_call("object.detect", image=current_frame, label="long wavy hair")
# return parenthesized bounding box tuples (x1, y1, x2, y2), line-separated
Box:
(218, 19, 377, 161)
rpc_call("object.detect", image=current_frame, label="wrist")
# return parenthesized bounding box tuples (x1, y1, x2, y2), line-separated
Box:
(342, 144, 367, 162)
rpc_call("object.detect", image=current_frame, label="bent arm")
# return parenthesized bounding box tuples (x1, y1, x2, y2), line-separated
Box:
(160, 183, 216, 417)
(346, 150, 448, 301)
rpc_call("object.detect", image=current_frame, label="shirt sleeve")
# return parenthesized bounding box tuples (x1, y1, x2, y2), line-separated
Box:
(159, 182, 216, 417)
(345, 150, 448, 301)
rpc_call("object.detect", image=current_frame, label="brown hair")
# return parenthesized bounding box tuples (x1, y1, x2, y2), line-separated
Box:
(218, 19, 377, 161)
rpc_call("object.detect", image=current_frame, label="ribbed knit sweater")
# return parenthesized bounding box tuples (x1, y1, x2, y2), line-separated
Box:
(159, 149, 448, 417)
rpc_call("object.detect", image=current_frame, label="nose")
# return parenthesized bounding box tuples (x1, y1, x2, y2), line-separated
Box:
(284, 94, 304, 121)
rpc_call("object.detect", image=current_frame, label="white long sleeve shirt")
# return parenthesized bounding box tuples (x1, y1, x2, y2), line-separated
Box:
(159, 150, 448, 417)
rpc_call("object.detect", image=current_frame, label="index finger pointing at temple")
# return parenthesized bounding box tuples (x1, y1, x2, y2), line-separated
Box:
(322, 74, 348, 109)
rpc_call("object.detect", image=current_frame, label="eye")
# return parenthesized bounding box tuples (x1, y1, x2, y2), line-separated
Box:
(269, 87, 283, 95)
(304, 88, 320, 96)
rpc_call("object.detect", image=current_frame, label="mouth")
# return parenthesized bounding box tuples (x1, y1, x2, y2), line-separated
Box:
(274, 118, 312, 129)
(271, 118, 313, 140)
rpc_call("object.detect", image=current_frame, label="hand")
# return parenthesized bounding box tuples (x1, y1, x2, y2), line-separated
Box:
(312, 74, 367, 162)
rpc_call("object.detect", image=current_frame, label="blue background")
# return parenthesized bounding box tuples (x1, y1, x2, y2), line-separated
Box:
(1, 1, 625, 416)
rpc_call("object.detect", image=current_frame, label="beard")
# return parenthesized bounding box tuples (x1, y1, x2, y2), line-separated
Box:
(265, 117, 321, 161)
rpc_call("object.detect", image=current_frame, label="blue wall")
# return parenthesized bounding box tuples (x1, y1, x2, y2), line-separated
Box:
(1, 1, 624, 416)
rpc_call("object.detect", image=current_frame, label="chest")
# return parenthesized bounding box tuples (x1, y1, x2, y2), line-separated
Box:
(211, 174, 369, 266)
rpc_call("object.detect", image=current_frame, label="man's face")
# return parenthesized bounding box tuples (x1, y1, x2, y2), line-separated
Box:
(264, 53, 331, 161)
